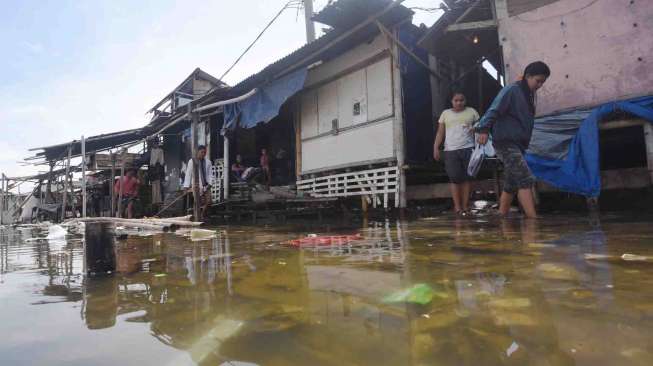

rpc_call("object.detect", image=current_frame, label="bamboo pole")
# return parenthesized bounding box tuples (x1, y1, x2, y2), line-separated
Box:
(110, 152, 116, 217)
(45, 162, 54, 204)
(0, 173, 4, 225)
(190, 107, 201, 220)
(61, 144, 72, 222)
(117, 149, 126, 218)
(81, 135, 87, 218)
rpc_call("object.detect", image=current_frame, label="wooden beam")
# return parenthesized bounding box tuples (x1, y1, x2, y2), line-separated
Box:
(447, 20, 497, 32)
(599, 118, 646, 130)
(389, 26, 407, 209)
(453, 0, 483, 25)
(375, 20, 444, 81)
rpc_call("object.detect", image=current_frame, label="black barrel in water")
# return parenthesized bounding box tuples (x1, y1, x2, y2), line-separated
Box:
(84, 221, 116, 275)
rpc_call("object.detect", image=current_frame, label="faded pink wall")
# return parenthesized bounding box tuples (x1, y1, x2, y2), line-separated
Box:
(498, 0, 653, 115)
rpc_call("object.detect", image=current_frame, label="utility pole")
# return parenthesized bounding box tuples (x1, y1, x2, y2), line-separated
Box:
(304, 0, 315, 43)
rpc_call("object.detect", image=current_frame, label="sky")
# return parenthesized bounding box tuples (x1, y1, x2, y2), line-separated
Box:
(0, 0, 443, 191)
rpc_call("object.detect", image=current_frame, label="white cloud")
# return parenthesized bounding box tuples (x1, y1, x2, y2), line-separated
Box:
(22, 41, 45, 54)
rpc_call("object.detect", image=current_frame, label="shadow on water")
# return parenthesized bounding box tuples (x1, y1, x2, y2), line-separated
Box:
(1, 213, 653, 365)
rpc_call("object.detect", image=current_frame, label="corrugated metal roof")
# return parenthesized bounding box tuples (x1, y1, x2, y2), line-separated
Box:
(312, 0, 412, 29)
(230, 0, 413, 95)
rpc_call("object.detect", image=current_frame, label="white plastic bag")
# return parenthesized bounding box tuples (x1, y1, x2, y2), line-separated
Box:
(468, 144, 485, 177)
(467, 135, 496, 177)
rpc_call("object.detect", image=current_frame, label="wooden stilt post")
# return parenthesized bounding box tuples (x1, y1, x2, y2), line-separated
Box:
(190, 106, 200, 220)
(61, 144, 72, 222)
(478, 63, 484, 114)
(110, 152, 116, 217)
(388, 26, 407, 209)
(0, 173, 4, 225)
(46, 162, 54, 203)
(117, 149, 126, 218)
(223, 135, 230, 201)
(84, 221, 116, 275)
(644, 122, 653, 184)
(81, 135, 87, 218)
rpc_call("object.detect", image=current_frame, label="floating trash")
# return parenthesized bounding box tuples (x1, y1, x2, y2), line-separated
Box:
(621, 253, 649, 262)
(190, 229, 217, 241)
(287, 234, 362, 247)
(506, 341, 519, 357)
(46, 225, 67, 240)
(383, 284, 445, 305)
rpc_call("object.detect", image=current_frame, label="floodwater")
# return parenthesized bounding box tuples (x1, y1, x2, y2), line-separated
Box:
(1, 214, 653, 366)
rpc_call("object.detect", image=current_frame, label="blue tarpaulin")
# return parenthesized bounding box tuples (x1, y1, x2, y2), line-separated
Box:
(223, 68, 308, 134)
(526, 96, 653, 197)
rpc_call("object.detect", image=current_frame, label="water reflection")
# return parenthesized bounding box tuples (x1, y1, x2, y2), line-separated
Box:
(1, 215, 653, 365)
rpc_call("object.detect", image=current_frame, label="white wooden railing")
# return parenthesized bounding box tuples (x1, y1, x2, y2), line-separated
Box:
(296, 166, 399, 208)
(211, 160, 224, 203)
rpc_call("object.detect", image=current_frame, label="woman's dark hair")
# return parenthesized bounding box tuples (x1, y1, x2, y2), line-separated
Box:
(523, 61, 551, 78)
(450, 90, 466, 99)
(519, 61, 550, 114)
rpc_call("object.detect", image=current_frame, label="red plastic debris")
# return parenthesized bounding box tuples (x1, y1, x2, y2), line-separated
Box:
(288, 234, 363, 247)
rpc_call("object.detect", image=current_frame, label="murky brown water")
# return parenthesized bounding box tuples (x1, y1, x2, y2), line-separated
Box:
(1, 214, 653, 366)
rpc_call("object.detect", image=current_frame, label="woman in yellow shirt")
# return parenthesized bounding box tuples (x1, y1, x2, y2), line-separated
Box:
(433, 92, 479, 215)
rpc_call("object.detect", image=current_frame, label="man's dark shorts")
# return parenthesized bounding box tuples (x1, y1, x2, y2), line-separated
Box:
(495, 144, 535, 194)
(444, 147, 473, 184)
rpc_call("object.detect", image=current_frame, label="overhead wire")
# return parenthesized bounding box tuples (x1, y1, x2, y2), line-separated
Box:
(219, 0, 304, 81)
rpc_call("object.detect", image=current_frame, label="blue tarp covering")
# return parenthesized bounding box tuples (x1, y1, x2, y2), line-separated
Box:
(223, 68, 308, 134)
(526, 96, 653, 197)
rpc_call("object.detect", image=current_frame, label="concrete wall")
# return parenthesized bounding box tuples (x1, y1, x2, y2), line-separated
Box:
(497, 0, 653, 115)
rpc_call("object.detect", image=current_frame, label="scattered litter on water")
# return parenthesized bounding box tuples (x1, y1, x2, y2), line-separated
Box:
(190, 229, 217, 241)
(154, 273, 167, 278)
(421, 314, 430, 319)
(621, 253, 649, 262)
(383, 284, 444, 305)
(219, 362, 259, 366)
(278, 261, 287, 265)
(584, 253, 612, 260)
(46, 225, 67, 240)
(287, 234, 362, 247)
(506, 341, 519, 357)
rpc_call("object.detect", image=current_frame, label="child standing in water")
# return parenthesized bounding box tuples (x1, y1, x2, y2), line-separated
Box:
(434, 92, 480, 215)
(476, 61, 551, 219)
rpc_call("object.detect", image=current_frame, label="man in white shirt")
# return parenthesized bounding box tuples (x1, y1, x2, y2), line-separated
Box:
(183, 145, 214, 220)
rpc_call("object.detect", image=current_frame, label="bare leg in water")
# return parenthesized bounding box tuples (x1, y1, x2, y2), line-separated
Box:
(499, 189, 537, 218)
(461, 181, 472, 212)
(449, 183, 462, 213)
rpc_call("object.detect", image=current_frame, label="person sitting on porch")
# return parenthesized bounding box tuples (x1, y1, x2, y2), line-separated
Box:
(232, 155, 247, 182)
(433, 91, 479, 216)
(183, 145, 214, 220)
(232, 154, 259, 182)
(114, 169, 140, 219)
